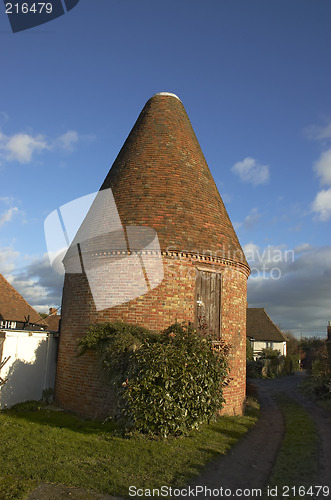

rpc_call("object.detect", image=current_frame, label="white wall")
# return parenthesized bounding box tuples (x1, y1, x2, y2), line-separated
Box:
(0, 330, 58, 409)
(252, 340, 287, 359)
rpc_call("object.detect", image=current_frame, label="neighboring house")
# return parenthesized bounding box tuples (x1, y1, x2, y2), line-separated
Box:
(43, 307, 61, 333)
(247, 308, 287, 359)
(0, 274, 58, 408)
(0, 273, 45, 330)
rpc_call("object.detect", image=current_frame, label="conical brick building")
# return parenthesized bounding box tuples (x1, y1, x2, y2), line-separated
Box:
(55, 92, 250, 418)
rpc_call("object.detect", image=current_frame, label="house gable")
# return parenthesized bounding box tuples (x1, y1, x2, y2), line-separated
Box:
(0, 273, 44, 330)
(247, 308, 287, 357)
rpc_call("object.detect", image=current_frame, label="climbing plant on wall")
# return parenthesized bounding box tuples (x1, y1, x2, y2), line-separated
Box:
(79, 321, 230, 437)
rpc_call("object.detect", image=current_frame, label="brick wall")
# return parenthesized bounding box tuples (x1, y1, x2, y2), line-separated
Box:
(55, 253, 248, 418)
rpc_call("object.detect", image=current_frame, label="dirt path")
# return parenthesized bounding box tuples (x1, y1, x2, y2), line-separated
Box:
(185, 372, 331, 499)
(26, 372, 331, 499)
(254, 372, 331, 489)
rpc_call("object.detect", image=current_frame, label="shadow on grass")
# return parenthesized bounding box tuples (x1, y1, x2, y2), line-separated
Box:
(1, 398, 259, 446)
(1, 405, 119, 437)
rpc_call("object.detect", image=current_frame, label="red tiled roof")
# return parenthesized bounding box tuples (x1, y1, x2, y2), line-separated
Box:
(44, 314, 61, 332)
(0, 273, 44, 326)
(246, 308, 287, 342)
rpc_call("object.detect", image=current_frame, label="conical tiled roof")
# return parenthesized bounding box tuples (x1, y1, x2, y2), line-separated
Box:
(99, 92, 248, 267)
(66, 93, 248, 270)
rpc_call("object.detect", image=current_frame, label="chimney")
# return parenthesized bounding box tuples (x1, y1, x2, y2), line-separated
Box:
(327, 321, 331, 342)
(49, 307, 57, 316)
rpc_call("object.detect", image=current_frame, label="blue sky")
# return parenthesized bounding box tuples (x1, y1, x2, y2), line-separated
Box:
(0, 0, 330, 337)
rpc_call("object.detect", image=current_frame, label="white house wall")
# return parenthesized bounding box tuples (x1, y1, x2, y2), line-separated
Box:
(0, 331, 58, 409)
(252, 340, 287, 358)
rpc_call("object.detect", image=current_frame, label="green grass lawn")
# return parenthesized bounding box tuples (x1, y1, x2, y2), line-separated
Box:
(267, 395, 318, 498)
(0, 400, 259, 499)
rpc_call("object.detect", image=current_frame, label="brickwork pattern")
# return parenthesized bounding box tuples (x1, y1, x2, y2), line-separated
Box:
(55, 255, 247, 417)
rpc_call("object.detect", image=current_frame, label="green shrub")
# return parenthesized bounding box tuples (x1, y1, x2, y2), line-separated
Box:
(247, 348, 295, 379)
(79, 321, 230, 437)
(246, 338, 254, 361)
(286, 354, 300, 372)
(312, 375, 331, 399)
(7, 400, 44, 412)
(310, 362, 331, 400)
(79, 321, 156, 386)
(120, 324, 229, 437)
(312, 358, 330, 378)
(260, 347, 281, 359)
(246, 359, 263, 378)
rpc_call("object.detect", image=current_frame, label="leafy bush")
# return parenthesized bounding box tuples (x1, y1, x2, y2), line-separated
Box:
(79, 321, 156, 386)
(312, 375, 331, 399)
(246, 359, 263, 378)
(308, 360, 331, 400)
(79, 321, 230, 437)
(260, 347, 281, 359)
(312, 358, 330, 378)
(299, 336, 328, 370)
(7, 400, 44, 412)
(302, 372, 331, 401)
(246, 338, 254, 361)
(247, 348, 294, 378)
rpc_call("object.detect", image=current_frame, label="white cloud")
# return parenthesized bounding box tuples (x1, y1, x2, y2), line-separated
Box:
(305, 122, 331, 142)
(231, 157, 269, 186)
(0, 196, 15, 205)
(313, 148, 331, 186)
(0, 207, 19, 227)
(235, 207, 261, 230)
(0, 250, 64, 311)
(56, 130, 79, 151)
(307, 122, 331, 221)
(311, 188, 331, 221)
(0, 246, 19, 275)
(293, 243, 313, 254)
(247, 243, 331, 336)
(0, 112, 9, 124)
(242, 242, 259, 260)
(1, 132, 49, 163)
(0, 126, 88, 165)
(243, 243, 294, 270)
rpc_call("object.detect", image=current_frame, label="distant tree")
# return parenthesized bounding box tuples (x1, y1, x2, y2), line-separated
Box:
(284, 331, 300, 356)
(38, 313, 48, 319)
(246, 338, 254, 361)
(299, 336, 328, 370)
(260, 347, 281, 359)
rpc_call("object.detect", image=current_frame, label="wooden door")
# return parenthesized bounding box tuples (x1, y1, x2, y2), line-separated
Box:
(195, 269, 221, 339)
